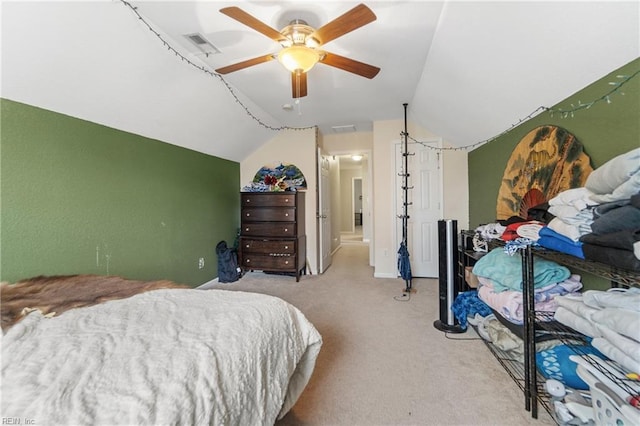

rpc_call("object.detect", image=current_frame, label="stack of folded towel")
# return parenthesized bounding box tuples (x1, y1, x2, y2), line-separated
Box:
(554, 287, 640, 374)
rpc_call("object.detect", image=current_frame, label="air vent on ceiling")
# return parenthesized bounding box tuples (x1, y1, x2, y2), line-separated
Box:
(331, 125, 356, 133)
(184, 33, 221, 56)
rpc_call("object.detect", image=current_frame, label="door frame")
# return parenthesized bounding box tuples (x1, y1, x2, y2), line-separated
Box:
(317, 147, 332, 274)
(351, 177, 362, 233)
(392, 138, 443, 277)
(325, 149, 374, 267)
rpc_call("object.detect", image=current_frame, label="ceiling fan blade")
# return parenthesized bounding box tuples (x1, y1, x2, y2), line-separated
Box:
(292, 71, 308, 98)
(309, 4, 376, 46)
(215, 54, 274, 74)
(220, 7, 287, 43)
(320, 52, 380, 79)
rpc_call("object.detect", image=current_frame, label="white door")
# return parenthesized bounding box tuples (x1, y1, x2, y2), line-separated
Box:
(317, 148, 332, 273)
(395, 141, 441, 277)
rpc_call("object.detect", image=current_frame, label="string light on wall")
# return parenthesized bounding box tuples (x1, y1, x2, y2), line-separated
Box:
(548, 72, 638, 119)
(408, 69, 639, 152)
(120, 0, 315, 132)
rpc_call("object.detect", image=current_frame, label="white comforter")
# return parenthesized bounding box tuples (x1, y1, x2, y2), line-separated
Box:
(1, 289, 322, 425)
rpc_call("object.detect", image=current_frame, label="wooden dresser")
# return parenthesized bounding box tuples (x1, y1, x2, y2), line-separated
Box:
(239, 191, 306, 281)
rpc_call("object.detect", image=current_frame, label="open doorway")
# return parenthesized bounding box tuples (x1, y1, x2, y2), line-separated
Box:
(341, 177, 363, 243)
(338, 155, 368, 245)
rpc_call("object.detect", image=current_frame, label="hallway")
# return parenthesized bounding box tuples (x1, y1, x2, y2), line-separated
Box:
(339, 225, 364, 244)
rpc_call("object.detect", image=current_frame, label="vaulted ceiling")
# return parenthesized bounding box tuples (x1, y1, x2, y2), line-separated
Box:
(1, 1, 638, 162)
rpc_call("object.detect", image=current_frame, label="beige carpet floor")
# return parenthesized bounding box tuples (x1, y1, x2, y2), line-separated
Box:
(208, 244, 555, 426)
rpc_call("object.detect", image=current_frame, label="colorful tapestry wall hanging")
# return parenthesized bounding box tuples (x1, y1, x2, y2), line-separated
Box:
(243, 163, 307, 192)
(496, 126, 593, 220)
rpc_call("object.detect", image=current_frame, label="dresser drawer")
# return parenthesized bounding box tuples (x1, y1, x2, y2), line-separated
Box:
(242, 193, 297, 207)
(242, 207, 296, 222)
(242, 239, 295, 254)
(241, 223, 295, 237)
(242, 254, 296, 271)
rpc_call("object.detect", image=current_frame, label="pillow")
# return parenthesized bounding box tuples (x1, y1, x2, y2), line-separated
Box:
(536, 343, 604, 390)
(586, 148, 640, 195)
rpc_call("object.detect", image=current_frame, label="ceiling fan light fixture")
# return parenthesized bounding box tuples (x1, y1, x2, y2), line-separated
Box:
(305, 37, 320, 49)
(277, 45, 320, 73)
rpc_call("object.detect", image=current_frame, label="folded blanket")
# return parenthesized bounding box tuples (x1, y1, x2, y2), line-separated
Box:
(586, 147, 640, 195)
(592, 337, 640, 374)
(472, 247, 571, 292)
(555, 294, 600, 320)
(477, 277, 566, 325)
(548, 187, 597, 211)
(595, 323, 640, 362)
(583, 287, 640, 311)
(580, 228, 640, 252)
(537, 226, 585, 259)
(515, 222, 544, 241)
(594, 198, 632, 218)
(590, 170, 640, 204)
(591, 308, 640, 342)
(548, 204, 581, 219)
(554, 306, 600, 338)
(547, 218, 583, 242)
(590, 204, 640, 235)
(582, 243, 640, 270)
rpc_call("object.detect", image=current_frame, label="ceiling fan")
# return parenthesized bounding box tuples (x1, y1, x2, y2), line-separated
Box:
(215, 4, 381, 99)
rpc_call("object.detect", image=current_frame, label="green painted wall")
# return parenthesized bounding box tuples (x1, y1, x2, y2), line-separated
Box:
(468, 58, 640, 289)
(469, 58, 639, 227)
(1, 99, 240, 286)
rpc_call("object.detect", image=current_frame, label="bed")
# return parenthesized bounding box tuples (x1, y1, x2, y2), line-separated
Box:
(1, 275, 322, 425)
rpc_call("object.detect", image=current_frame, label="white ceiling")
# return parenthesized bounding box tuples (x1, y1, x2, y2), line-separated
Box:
(1, 1, 638, 162)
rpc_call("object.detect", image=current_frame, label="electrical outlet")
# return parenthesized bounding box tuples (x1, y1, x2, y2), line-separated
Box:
(198, 257, 205, 269)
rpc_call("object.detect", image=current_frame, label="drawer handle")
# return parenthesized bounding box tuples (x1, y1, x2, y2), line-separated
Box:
(246, 259, 250, 263)
(284, 228, 288, 232)
(246, 199, 250, 203)
(285, 198, 289, 202)
(284, 245, 289, 249)
(246, 213, 250, 217)
(245, 244, 250, 248)
(285, 213, 289, 217)
(245, 227, 250, 231)
(285, 261, 289, 265)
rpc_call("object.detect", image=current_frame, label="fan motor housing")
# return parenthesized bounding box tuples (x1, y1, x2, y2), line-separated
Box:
(280, 20, 319, 47)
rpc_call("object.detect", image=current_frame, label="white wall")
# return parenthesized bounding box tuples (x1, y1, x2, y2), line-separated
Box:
(240, 128, 319, 274)
(442, 148, 469, 226)
(322, 131, 374, 258)
(328, 156, 341, 253)
(372, 119, 469, 278)
(322, 132, 373, 153)
(240, 123, 468, 279)
(339, 168, 362, 232)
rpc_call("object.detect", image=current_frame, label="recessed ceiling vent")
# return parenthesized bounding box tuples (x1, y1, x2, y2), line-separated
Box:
(184, 33, 221, 56)
(331, 125, 356, 133)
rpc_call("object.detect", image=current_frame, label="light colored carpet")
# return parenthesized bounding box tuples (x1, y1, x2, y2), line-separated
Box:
(208, 244, 555, 426)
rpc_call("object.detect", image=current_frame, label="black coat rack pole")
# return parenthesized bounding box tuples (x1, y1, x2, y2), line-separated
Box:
(403, 103, 408, 246)
(400, 103, 412, 292)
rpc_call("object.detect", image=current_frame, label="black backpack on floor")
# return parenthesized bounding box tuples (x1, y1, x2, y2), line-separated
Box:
(216, 240, 240, 283)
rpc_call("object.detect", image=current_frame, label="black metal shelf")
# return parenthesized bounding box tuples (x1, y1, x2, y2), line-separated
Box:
(528, 247, 640, 287)
(536, 311, 640, 398)
(465, 230, 639, 424)
(471, 323, 554, 419)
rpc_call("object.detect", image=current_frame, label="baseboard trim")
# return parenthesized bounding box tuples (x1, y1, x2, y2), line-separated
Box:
(197, 278, 218, 289)
(374, 272, 398, 279)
